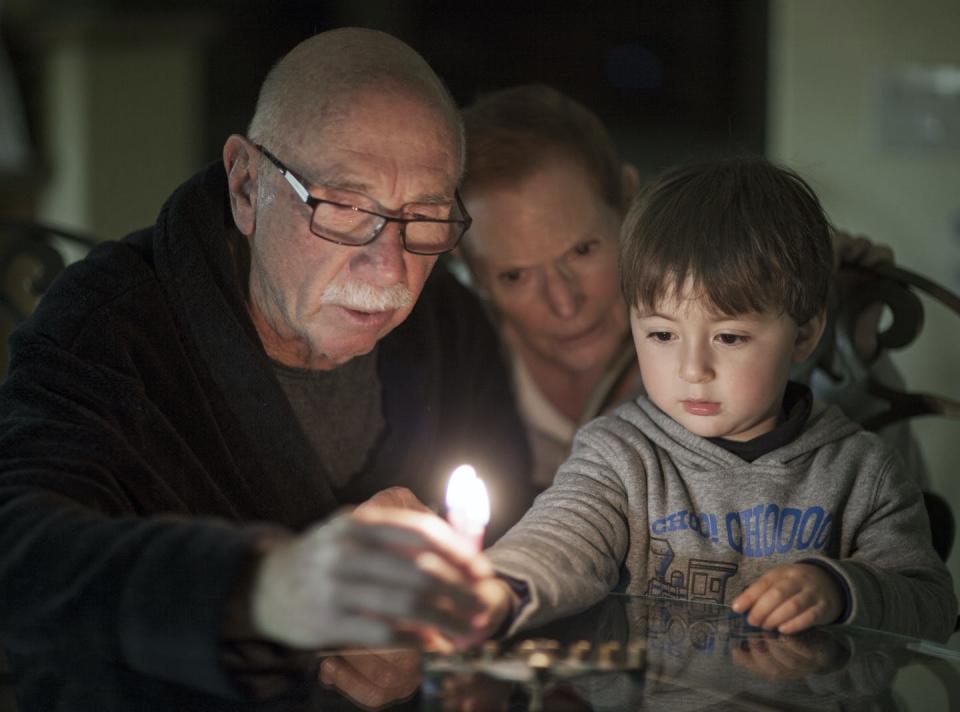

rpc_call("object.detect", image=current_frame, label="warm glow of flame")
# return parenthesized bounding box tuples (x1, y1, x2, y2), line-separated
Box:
(445, 464, 490, 533)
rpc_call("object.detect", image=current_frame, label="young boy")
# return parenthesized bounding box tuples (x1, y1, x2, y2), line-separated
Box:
(480, 157, 957, 642)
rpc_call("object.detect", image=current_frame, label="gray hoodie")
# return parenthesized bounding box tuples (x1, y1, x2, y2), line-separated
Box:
(487, 396, 957, 642)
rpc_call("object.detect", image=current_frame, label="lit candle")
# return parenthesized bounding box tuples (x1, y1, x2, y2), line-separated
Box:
(445, 464, 490, 552)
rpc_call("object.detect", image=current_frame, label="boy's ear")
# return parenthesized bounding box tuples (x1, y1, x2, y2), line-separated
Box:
(792, 310, 828, 363)
(223, 135, 259, 237)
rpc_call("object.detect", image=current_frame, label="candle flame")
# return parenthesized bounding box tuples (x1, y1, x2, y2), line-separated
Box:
(445, 464, 490, 531)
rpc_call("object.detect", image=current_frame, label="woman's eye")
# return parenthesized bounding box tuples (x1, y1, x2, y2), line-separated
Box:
(572, 241, 597, 256)
(498, 269, 524, 285)
(648, 331, 674, 343)
(717, 333, 748, 345)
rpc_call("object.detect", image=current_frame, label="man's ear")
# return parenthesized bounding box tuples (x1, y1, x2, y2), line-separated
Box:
(621, 163, 641, 205)
(792, 310, 828, 363)
(223, 135, 259, 236)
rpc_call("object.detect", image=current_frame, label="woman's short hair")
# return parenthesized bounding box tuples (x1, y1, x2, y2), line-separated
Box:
(462, 84, 625, 211)
(619, 156, 834, 325)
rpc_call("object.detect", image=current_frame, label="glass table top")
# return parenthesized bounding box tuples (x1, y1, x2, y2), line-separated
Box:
(6, 593, 956, 711)
(420, 593, 960, 711)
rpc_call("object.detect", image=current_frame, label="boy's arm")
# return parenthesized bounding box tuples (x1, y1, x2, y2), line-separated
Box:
(805, 454, 957, 641)
(483, 420, 638, 634)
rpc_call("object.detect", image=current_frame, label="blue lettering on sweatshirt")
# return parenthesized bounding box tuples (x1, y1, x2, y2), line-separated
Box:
(653, 503, 833, 557)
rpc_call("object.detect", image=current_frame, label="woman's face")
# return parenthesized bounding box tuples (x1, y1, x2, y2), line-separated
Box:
(463, 158, 629, 376)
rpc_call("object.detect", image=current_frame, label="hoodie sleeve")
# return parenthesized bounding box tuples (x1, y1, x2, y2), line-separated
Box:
(484, 418, 639, 633)
(810, 453, 957, 642)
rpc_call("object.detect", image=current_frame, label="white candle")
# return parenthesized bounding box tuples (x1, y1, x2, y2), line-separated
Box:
(445, 464, 490, 552)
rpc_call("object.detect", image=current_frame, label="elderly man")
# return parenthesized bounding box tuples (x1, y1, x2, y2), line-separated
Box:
(0, 29, 528, 711)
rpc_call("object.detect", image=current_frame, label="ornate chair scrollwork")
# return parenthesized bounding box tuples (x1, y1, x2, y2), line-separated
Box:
(0, 219, 97, 374)
(816, 262, 960, 562)
(0, 220, 96, 709)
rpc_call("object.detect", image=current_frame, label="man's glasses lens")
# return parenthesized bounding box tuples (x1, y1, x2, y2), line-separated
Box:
(310, 202, 468, 255)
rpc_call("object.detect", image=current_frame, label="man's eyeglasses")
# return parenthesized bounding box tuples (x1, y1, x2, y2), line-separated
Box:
(255, 143, 471, 256)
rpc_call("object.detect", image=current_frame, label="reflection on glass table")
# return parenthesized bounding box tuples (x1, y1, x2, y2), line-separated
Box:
(421, 593, 960, 711)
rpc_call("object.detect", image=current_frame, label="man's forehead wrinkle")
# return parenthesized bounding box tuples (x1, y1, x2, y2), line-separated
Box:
(250, 27, 462, 161)
(301, 150, 456, 205)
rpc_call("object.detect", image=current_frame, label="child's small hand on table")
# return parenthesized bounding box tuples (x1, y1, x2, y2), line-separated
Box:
(731, 563, 844, 634)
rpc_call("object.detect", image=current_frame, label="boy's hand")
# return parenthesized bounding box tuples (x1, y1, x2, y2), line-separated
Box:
(731, 633, 847, 681)
(731, 563, 844, 634)
(471, 576, 517, 642)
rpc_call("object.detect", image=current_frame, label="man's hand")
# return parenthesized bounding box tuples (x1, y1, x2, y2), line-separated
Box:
(319, 649, 421, 711)
(250, 507, 491, 650)
(355, 486, 431, 513)
(315, 562, 514, 708)
(731, 563, 844, 634)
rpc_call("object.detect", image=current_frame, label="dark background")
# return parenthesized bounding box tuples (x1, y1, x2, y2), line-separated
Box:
(2, 0, 769, 183)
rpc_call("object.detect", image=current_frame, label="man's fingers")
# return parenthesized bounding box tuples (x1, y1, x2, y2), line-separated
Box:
(333, 546, 481, 604)
(347, 510, 491, 577)
(254, 509, 495, 649)
(316, 615, 397, 649)
(331, 580, 478, 639)
(355, 486, 431, 513)
(330, 548, 486, 632)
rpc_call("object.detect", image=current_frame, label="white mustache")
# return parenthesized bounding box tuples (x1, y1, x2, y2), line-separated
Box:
(320, 281, 413, 312)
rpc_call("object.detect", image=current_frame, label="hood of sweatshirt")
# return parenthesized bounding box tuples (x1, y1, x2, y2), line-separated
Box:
(609, 395, 863, 472)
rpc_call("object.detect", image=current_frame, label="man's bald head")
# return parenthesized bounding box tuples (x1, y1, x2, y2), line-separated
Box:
(248, 28, 464, 175)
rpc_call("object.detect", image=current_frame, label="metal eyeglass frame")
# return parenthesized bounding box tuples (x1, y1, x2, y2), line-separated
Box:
(254, 143, 472, 255)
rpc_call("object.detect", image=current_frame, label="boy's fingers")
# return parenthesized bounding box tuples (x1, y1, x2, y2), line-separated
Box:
(777, 605, 824, 634)
(731, 578, 770, 613)
(734, 644, 788, 680)
(772, 635, 820, 665)
(746, 584, 807, 629)
(735, 576, 787, 624)
(754, 592, 810, 630)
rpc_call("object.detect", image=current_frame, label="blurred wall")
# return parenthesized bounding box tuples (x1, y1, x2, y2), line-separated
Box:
(6, 2, 767, 240)
(32, 15, 209, 240)
(768, 0, 960, 582)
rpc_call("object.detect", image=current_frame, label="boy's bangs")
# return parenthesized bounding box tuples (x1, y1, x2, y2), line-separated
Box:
(626, 191, 783, 318)
(620, 157, 832, 324)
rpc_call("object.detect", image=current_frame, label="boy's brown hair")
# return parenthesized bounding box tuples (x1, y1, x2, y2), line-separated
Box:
(462, 84, 626, 211)
(619, 156, 834, 324)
